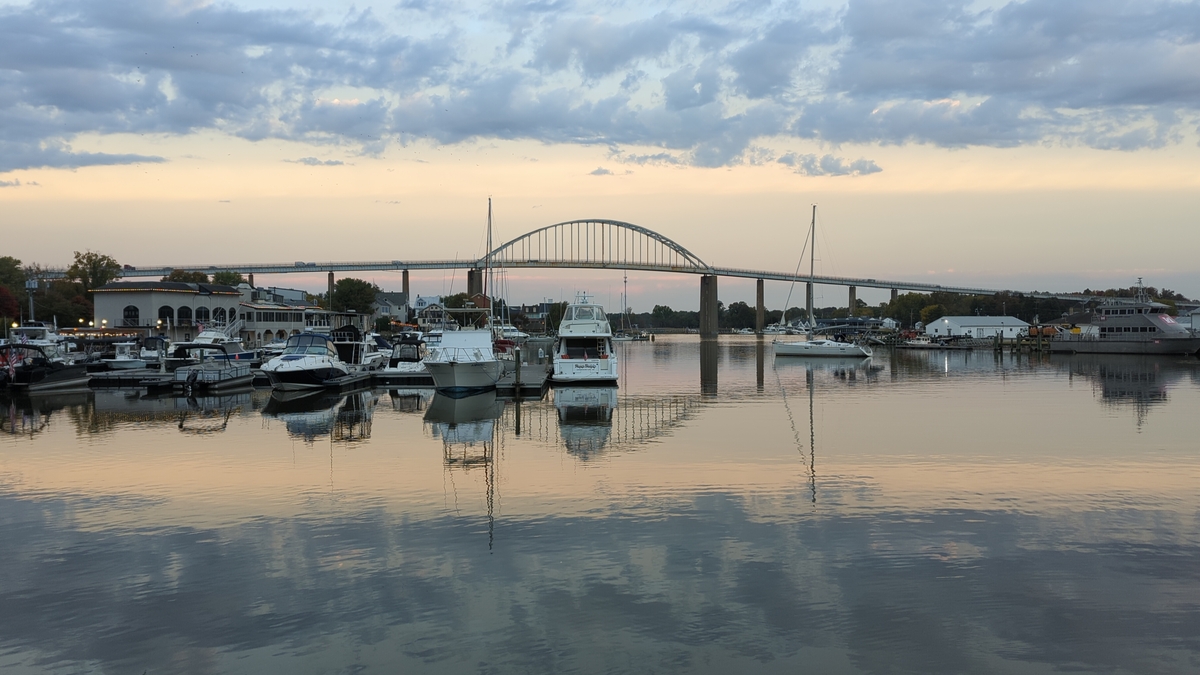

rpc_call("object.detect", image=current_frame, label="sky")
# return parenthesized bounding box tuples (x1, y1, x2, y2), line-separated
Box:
(2, 0, 1199, 311)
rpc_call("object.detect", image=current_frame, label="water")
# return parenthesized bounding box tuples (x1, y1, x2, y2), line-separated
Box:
(2, 336, 1199, 674)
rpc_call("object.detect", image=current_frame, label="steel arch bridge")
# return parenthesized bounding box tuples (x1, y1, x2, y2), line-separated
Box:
(485, 219, 712, 275)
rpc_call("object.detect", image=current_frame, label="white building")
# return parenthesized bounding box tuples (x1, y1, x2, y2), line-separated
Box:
(94, 281, 243, 342)
(926, 315, 1030, 339)
(372, 291, 409, 325)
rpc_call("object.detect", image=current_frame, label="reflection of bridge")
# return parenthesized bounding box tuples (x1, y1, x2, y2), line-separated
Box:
(50, 219, 1091, 336)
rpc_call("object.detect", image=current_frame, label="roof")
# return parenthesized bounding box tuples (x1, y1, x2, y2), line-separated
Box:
(374, 291, 408, 306)
(936, 315, 1030, 327)
(95, 281, 240, 295)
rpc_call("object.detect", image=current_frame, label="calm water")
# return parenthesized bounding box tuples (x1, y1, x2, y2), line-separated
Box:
(2, 336, 1199, 674)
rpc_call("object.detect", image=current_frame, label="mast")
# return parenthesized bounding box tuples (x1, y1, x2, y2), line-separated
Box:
(807, 204, 816, 336)
(485, 198, 494, 328)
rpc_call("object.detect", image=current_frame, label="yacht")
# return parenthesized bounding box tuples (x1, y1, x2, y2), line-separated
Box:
(260, 333, 351, 390)
(552, 293, 618, 383)
(172, 344, 254, 392)
(1, 343, 92, 393)
(1049, 281, 1200, 355)
(101, 342, 146, 370)
(775, 205, 873, 358)
(330, 325, 389, 372)
(424, 329, 507, 394)
(380, 333, 428, 375)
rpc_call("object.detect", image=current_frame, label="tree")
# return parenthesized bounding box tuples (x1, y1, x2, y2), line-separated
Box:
(0, 256, 24, 296)
(212, 271, 246, 286)
(66, 250, 122, 297)
(162, 270, 210, 283)
(332, 277, 380, 313)
(919, 304, 945, 325)
(442, 292, 470, 309)
(724, 301, 756, 329)
(651, 305, 674, 323)
(0, 287, 18, 321)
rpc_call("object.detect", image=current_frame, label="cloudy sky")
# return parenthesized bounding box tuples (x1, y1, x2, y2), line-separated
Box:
(2, 0, 1199, 309)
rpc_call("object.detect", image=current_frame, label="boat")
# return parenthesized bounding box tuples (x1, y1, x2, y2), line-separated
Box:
(424, 199, 510, 394)
(612, 273, 651, 342)
(172, 344, 254, 392)
(140, 336, 170, 365)
(380, 333, 428, 375)
(552, 292, 619, 383)
(260, 333, 351, 390)
(1, 343, 92, 393)
(101, 342, 146, 370)
(775, 205, 873, 358)
(329, 325, 389, 372)
(1048, 280, 1200, 356)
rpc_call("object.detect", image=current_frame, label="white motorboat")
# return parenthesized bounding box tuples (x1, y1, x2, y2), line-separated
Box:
(140, 336, 170, 365)
(101, 342, 146, 370)
(552, 293, 618, 383)
(329, 325, 389, 372)
(775, 205, 873, 358)
(379, 333, 428, 375)
(424, 329, 506, 394)
(260, 333, 351, 391)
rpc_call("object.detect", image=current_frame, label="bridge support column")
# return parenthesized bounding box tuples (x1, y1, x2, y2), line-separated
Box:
(402, 270, 410, 302)
(755, 278, 765, 334)
(467, 268, 483, 298)
(247, 273, 254, 288)
(327, 271, 335, 309)
(806, 282, 813, 328)
(848, 286, 857, 317)
(701, 338, 719, 397)
(699, 275, 719, 338)
(891, 288, 898, 303)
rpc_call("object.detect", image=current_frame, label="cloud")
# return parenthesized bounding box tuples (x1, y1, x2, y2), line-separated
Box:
(285, 157, 346, 166)
(2, 0, 1199, 173)
(778, 153, 883, 176)
(589, 166, 612, 175)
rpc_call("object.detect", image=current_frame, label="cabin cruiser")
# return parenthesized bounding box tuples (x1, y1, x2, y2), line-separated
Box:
(424, 329, 507, 395)
(260, 333, 351, 390)
(1, 343, 91, 393)
(380, 333, 428, 375)
(102, 342, 146, 370)
(172, 344, 254, 392)
(552, 294, 618, 383)
(165, 328, 256, 370)
(330, 325, 389, 372)
(140, 336, 170, 365)
(1049, 282, 1200, 355)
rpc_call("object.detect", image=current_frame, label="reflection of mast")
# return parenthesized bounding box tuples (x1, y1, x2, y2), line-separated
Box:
(807, 367, 816, 505)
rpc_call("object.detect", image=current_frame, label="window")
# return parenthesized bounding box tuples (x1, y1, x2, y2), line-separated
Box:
(195, 307, 210, 322)
(122, 305, 140, 326)
(158, 305, 174, 321)
(178, 306, 192, 322)
(214, 307, 227, 323)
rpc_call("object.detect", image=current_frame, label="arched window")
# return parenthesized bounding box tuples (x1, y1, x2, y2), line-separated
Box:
(177, 306, 192, 323)
(213, 307, 227, 324)
(158, 306, 174, 321)
(278, 330, 288, 339)
(122, 305, 140, 326)
(195, 307, 210, 323)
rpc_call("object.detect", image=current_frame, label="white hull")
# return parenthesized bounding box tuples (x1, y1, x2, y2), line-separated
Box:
(774, 339, 873, 357)
(103, 358, 147, 370)
(552, 357, 619, 383)
(425, 359, 506, 391)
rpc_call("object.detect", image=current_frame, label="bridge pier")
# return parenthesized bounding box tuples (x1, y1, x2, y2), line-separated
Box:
(806, 282, 813, 327)
(699, 275, 719, 338)
(248, 273, 254, 288)
(467, 268, 483, 298)
(402, 270, 410, 303)
(327, 271, 335, 309)
(848, 286, 857, 317)
(755, 278, 765, 334)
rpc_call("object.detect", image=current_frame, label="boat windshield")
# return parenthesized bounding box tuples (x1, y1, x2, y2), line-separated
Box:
(283, 334, 336, 356)
(567, 306, 605, 321)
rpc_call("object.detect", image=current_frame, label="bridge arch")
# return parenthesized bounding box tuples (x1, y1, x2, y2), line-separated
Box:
(483, 220, 711, 273)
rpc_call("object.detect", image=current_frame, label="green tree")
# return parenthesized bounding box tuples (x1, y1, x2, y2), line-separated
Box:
(66, 250, 122, 297)
(651, 305, 674, 324)
(442, 292, 470, 309)
(162, 269, 210, 283)
(919, 304, 945, 325)
(332, 277, 380, 313)
(212, 270, 246, 286)
(0, 287, 18, 322)
(0, 256, 24, 297)
(724, 301, 756, 329)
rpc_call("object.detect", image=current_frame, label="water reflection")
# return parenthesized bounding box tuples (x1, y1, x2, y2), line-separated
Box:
(262, 389, 378, 444)
(553, 387, 617, 458)
(700, 338, 718, 396)
(1048, 354, 1191, 426)
(1, 390, 93, 437)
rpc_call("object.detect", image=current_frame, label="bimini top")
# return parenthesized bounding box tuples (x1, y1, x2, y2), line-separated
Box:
(282, 333, 338, 357)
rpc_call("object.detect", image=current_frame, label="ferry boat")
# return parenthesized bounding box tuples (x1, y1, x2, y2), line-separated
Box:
(552, 293, 618, 383)
(1049, 282, 1200, 355)
(260, 333, 351, 390)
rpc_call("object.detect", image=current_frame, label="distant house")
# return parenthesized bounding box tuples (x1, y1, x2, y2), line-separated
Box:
(372, 291, 409, 324)
(926, 316, 1030, 339)
(880, 318, 899, 330)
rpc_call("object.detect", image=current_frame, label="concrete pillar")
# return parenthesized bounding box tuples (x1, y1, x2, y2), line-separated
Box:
(848, 286, 857, 317)
(467, 269, 483, 298)
(890, 288, 898, 303)
(247, 273, 255, 288)
(402, 269, 410, 300)
(805, 282, 813, 326)
(699, 275, 719, 338)
(755, 278, 765, 334)
(327, 271, 335, 309)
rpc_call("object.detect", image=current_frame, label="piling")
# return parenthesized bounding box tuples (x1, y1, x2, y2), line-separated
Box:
(755, 279, 765, 335)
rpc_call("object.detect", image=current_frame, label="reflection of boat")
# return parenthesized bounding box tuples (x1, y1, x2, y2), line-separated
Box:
(101, 342, 146, 370)
(0, 390, 93, 436)
(552, 293, 618, 383)
(262, 389, 376, 443)
(555, 386, 617, 457)
(1047, 353, 1187, 425)
(260, 333, 351, 390)
(1, 343, 92, 393)
(773, 356, 873, 374)
(774, 205, 872, 358)
(389, 388, 434, 412)
(424, 390, 504, 449)
(1049, 281, 1200, 355)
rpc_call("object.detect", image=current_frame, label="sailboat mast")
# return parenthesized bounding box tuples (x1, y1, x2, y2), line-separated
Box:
(807, 204, 816, 332)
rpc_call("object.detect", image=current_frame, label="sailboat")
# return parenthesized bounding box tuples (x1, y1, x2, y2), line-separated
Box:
(613, 273, 649, 341)
(775, 205, 873, 358)
(424, 199, 509, 394)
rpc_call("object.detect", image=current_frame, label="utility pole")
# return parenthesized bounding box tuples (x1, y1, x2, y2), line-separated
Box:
(25, 279, 37, 322)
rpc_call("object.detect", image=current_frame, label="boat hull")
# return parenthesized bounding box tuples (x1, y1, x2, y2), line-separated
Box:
(1048, 337, 1200, 356)
(102, 358, 147, 370)
(552, 357, 619, 383)
(9, 365, 92, 393)
(425, 359, 505, 394)
(264, 367, 350, 391)
(774, 341, 873, 357)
